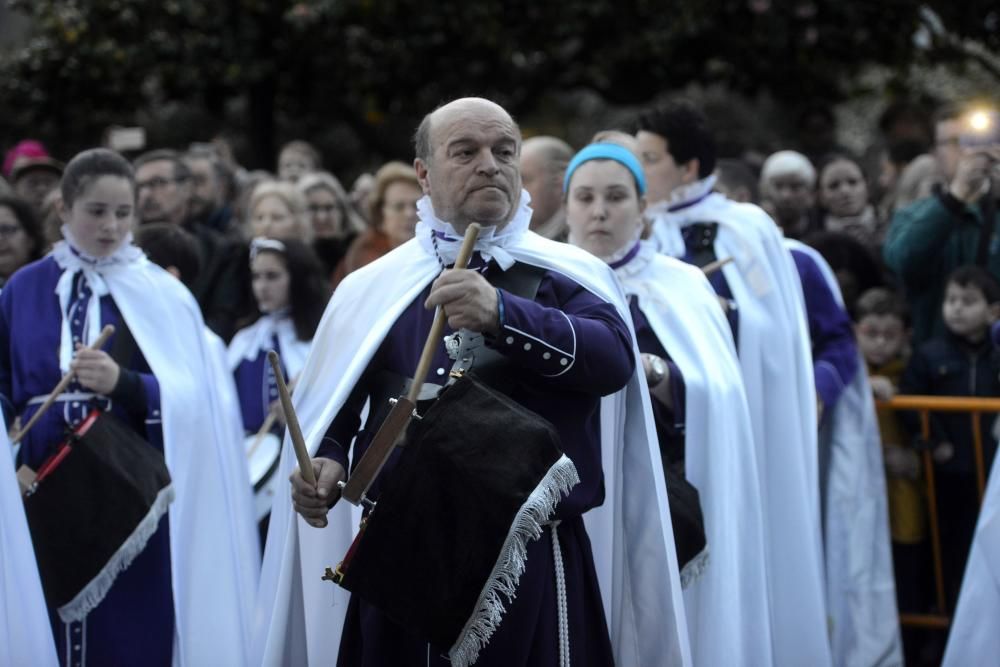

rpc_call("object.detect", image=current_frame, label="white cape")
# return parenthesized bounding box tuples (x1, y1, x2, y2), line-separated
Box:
(1, 415, 59, 667)
(253, 230, 692, 666)
(785, 239, 902, 666)
(51, 244, 261, 666)
(943, 449, 1000, 665)
(650, 193, 831, 666)
(615, 243, 773, 666)
(227, 314, 311, 382)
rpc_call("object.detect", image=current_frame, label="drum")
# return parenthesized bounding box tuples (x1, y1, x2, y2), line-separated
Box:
(22, 409, 173, 623)
(331, 372, 580, 667)
(244, 431, 282, 521)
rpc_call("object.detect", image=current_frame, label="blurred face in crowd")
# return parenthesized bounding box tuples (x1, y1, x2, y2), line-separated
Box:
(565, 159, 646, 260)
(251, 251, 291, 314)
(278, 148, 315, 184)
(934, 118, 963, 183)
(635, 131, 695, 205)
(819, 159, 868, 217)
(942, 282, 999, 341)
(252, 194, 299, 240)
(0, 205, 35, 278)
(185, 156, 224, 220)
(305, 186, 344, 239)
(415, 98, 522, 231)
(855, 313, 906, 367)
(520, 144, 563, 229)
(136, 159, 190, 226)
(14, 168, 61, 214)
(61, 176, 135, 258)
(380, 180, 421, 247)
(764, 172, 814, 227)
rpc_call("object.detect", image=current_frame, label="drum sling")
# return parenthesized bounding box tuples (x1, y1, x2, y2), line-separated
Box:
(21, 321, 174, 622)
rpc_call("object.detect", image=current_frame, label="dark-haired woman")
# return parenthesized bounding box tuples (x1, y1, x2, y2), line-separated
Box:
(228, 237, 329, 537)
(0, 148, 258, 665)
(0, 195, 46, 287)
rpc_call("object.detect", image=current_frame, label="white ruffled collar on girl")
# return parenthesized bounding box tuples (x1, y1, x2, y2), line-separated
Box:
(51, 228, 144, 374)
(415, 189, 533, 270)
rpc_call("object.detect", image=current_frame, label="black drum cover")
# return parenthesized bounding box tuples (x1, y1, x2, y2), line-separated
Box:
(338, 372, 577, 663)
(23, 410, 173, 622)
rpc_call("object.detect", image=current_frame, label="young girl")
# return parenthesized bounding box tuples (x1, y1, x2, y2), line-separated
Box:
(0, 148, 257, 666)
(228, 238, 328, 533)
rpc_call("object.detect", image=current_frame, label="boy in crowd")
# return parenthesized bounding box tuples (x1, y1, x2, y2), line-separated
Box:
(900, 265, 1000, 609)
(855, 288, 929, 642)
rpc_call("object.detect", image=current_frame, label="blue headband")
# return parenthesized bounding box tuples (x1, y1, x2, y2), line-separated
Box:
(563, 143, 647, 196)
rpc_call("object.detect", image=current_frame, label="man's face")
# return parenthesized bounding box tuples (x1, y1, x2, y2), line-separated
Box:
(636, 131, 685, 205)
(13, 169, 60, 213)
(520, 148, 562, 230)
(764, 173, 814, 227)
(185, 157, 223, 220)
(136, 159, 190, 226)
(934, 119, 963, 183)
(415, 105, 521, 230)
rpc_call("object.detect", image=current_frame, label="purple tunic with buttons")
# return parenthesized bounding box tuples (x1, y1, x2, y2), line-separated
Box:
(316, 254, 633, 667)
(0, 256, 174, 667)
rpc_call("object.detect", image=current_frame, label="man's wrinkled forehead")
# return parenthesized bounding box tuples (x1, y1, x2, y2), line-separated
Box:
(430, 105, 520, 154)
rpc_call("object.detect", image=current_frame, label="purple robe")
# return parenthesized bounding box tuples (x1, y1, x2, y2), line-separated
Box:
(789, 248, 859, 410)
(0, 257, 174, 667)
(232, 341, 286, 435)
(317, 255, 632, 666)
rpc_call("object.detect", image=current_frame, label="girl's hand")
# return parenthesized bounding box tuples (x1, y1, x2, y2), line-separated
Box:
(71, 344, 121, 395)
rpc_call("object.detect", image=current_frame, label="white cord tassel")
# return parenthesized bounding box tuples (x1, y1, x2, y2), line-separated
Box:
(551, 521, 570, 667)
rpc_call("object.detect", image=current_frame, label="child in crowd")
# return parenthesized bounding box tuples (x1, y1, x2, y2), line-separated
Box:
(900, 265, 1000, 609)
(855, 287, 929, 620)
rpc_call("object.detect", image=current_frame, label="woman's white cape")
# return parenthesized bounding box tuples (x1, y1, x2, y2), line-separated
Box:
(58, 247, 261, 666)
(785, 239, 902, 667)
(943, 445, 1000, 665)
(1, 415, 59, 666)
(615, 243, 772, 666)
(649, 193, 831, 666)
(253, 232, 692, 666)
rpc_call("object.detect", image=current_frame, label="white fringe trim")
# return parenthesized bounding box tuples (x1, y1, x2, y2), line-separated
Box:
(680, 545, 709, 590)
(57, 483, 175, 623)
(448, 454, 580, 667)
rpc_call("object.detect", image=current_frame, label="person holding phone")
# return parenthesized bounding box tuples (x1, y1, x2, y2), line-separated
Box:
(883, 103, 1000, 345)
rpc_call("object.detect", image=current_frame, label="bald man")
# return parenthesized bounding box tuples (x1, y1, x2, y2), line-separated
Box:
(520, 136, 573, 240)
(257, 97, 689, 667)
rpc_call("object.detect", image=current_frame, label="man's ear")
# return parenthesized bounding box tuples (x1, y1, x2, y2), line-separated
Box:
(681, 158, 701, 186)
(414, 158, 432, 195)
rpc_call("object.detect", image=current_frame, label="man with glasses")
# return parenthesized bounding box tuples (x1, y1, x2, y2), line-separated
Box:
(134, 149, 251, 341)
(884, 104, 1000, 344)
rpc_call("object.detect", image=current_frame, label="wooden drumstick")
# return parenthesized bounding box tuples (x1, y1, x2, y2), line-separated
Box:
(12, 324, 116, 444)
(246, 376, 298, 461)
(407, 222, 481, 403)
(268, 350, 315, 486)
(701, 256, 733, 277)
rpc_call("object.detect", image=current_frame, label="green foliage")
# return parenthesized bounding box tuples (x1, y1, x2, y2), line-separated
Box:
(0, 0, 995, 169)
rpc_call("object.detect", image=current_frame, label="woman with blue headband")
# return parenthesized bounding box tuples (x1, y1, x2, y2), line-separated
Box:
(565, 139, 774, 666)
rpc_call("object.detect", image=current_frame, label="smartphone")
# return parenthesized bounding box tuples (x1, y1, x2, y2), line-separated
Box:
(959, 110, 1000, 150)
(106, 126, 147, 153)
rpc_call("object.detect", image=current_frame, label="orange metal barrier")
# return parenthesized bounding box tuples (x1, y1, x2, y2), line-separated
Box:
(875, 394, 1000, 631)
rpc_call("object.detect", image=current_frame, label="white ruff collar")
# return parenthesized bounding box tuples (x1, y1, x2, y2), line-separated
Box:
(646, 174, 718, 218)
(415, 189, 533, 270)
(51, 227, 144, 373)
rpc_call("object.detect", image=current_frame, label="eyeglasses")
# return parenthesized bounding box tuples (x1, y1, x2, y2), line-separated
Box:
(308, 204, 338, 214)
(0, 224, 23, 239)
(136, 176, 184, 193)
